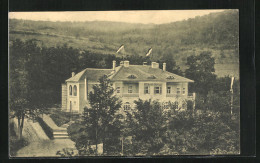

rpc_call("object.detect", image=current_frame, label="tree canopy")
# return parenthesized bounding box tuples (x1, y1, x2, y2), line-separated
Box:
(68, 75, 122, 155)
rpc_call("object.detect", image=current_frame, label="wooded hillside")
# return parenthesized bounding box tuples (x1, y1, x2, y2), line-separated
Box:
(9, 10, 239, 78)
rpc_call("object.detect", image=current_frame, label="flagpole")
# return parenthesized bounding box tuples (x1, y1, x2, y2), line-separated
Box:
(116, 44, 125, 61)
(231, 88, 233, 116)
(145, 48, 152, 63)
(230, 77, 234, 116)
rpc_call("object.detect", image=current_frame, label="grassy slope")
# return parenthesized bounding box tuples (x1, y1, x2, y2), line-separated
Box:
(9, 10, 239, 78)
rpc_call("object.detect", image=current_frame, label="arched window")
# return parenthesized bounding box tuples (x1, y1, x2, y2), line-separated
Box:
(69, 85, 72, 96)
(73, 85, 77, 96)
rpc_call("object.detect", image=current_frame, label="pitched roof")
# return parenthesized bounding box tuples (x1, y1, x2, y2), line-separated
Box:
(108, 65, 194, 82)
(66, 65, 194, 83)
(66, 68, 113, 82)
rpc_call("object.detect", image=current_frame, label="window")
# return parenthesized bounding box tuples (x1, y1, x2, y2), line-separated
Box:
(144, 85, 150, 94)
(182, 88, 185, 94)
(174, 101, 179, 110)
(177, 88, 180, 94)
(154, 85, 162, 94)
(167, 86, 171, 94)
(124, 102, 131, 111)
(163, 102, 169, 109)
(116, 87, 120, 93)
(147, 75, 156, 79)
(128, 86, 133, 93)
(127, 75, 137, 79)
(166, 76, 175, 79)
(73, 85, 77, 96)
(69, 85, 72, 96)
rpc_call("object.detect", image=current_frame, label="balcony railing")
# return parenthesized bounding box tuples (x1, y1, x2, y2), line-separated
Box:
(166, 93, 195, 100)
(122, 93, 139, 97)
(166, 93, 184, 97)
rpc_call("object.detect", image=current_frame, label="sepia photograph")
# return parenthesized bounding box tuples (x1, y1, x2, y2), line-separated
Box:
(8, 10, 240, 157)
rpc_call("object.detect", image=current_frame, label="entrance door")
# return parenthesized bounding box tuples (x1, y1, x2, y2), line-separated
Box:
(70, 101, 72, 112)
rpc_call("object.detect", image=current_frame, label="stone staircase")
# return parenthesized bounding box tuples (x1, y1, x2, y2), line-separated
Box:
(41, 114, 70, 139)
(53, 128, 69, 139)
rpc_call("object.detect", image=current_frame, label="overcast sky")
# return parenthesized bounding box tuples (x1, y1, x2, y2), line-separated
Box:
(9, 10, 226, 24)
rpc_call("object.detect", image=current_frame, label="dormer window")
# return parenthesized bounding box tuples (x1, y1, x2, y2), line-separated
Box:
(147, 75, 156, 79)
(127, 75, 137, 79)
(166, 76, 175, 79)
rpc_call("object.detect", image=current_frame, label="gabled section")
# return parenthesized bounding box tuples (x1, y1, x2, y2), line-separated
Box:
(66, 68, 113, 82)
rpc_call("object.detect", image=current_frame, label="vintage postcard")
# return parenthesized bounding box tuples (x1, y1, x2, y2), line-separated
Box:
(9, 10, 240, 157)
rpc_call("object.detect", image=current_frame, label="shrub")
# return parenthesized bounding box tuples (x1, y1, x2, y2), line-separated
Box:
(187, 100, 193, 110)
(167, 110, 240, 154)
(49, 109, 74, 127)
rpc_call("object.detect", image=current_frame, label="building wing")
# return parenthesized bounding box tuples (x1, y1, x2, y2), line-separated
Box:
(66, 68, 113, 82)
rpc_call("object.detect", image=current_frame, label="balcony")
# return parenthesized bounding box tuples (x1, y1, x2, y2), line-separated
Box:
(122, 93, 139, 97)
(166, 93, 183, 98)
(166, 93, 195, 100)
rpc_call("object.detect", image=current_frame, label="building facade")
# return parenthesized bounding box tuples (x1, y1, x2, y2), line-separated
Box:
(61, 60, 195, 113)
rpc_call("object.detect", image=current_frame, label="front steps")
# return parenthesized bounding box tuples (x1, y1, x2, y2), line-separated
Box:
(53, 129, 69, 139)
(41, 114, 70, 140)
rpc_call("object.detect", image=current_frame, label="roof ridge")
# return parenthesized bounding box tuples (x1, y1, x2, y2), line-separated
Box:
(66, 68, 88, 82)
(85, 68, 113, 70)
(108, 66, 123, 79)
(132, 66, 153, 77)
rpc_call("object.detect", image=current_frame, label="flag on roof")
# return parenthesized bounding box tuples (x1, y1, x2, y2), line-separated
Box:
(146, 48, 152, 57)
(230, 76, 234, 90)
(116, 44, 125, 54)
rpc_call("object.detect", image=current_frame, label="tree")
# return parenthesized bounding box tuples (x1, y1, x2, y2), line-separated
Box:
(166, 110, 240, 155)
(185, 51, 216, 104)
(159, 53, 183, 75)
(68, 75, 122, 155)
(129, 99, 167, 155)
(9, 39, 44, 139)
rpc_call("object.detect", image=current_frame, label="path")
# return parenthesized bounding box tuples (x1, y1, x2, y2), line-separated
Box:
(16, 139, 75, 157)
(15, 115, 76, 157)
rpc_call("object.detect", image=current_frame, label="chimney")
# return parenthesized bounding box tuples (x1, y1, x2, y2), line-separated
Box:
(124, 60, 129, 67)
(72, 72, 75, 77)
(143, 62, 147, 66)
(112, 60, 116, 70)
(151, 62, 159, 68)
(163, 62, 166, 71)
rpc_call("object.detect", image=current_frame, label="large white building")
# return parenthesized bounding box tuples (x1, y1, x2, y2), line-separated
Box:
(61, 60, 195, 113)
